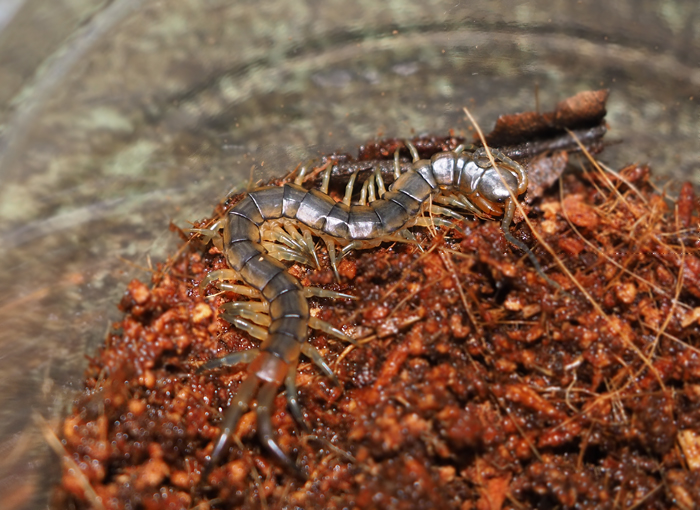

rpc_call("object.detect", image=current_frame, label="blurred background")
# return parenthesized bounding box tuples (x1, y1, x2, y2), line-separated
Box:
(0, 1, 698, 508)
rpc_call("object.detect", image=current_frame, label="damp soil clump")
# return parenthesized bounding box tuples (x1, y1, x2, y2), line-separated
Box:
(53, 92, 700, 509)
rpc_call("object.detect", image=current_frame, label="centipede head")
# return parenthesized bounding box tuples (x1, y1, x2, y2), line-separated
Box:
(477, 166, 521, 204)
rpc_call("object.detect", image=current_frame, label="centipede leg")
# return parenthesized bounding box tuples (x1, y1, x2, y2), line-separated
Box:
(188, 217, 226, 249)
(263, 242, 314, 266)
(303, 286, 356, 300)
(399, 229, 418, 243)
(430, 204, 466, 222)
(434, 194, 485, 218)
(219, 315, 270, 340)
(294, 159, 317, 186)
(257, 381, 307, 479)
(220, 305, 271, 327)
(414, 216, 456, 230)
(268, 224, 308, 254)
(380, 228, 423, 252)
(198, 349, 260, 372)
(320, 160, 333, 194)
(359, 179, 369, 206)
(303, 230, 321, 270)
(404, 139, 420, 162)
(393, 148, 402, 179)
(340, 240, 362, 259)
(374, 166, 387, 197)
(207, 375, 260, 469)
(280, 222, 321, 270)
(343, 170, 360, 206)
(201, 269, 244, 296)
(301, 343, 340, 386)
(285, 364, 308, 430)
(325, 238, 341, 282)
(367, 176, 377, 203)
(309, 316, 358, 346)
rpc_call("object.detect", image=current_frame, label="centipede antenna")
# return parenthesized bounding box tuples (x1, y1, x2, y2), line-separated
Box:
(393, 148, 402, 179)
(498, 150, 528, 195)
(405, 139, 420, 162)
(320, 162, 332, 194)
(473, 148, 529, 195)
(344, 170, 360, 206)
(462, 143, 479, 154)
(501, 200, 568, 295)
(473, 147, 492, 169)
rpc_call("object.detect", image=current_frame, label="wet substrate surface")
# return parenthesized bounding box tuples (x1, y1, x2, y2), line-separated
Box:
(53, 130, 700, 509)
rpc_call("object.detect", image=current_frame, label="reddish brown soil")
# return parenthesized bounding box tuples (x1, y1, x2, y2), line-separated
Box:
(53, 94, 700, 510)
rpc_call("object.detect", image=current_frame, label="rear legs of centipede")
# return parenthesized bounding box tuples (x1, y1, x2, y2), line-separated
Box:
(198, 269, 356, 478)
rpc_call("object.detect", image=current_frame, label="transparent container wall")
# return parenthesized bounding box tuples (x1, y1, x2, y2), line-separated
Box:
(0, 0, 698, 507)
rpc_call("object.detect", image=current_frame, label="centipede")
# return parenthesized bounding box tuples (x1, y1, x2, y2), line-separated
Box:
(197, 140, 563, 479)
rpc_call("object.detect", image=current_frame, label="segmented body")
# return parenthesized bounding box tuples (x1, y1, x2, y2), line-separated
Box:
(201, 144, 539, 478)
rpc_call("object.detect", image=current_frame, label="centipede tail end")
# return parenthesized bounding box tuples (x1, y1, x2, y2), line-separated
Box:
(257, 381, 309, 480)
(202, 374, 260, 481)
